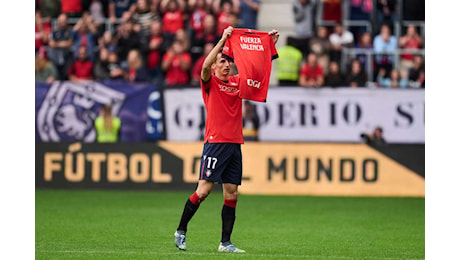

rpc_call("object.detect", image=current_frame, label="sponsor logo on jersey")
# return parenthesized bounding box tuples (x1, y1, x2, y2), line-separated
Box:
(247, 79, 261, 88)
(218, 84, 239, 93)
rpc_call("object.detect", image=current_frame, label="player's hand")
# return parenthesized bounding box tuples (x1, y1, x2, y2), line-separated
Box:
(268, 29, 280, 45)
(222, 26, 234, 41)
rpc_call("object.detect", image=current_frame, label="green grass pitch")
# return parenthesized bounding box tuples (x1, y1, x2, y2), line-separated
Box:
(35, 189, 424, 260)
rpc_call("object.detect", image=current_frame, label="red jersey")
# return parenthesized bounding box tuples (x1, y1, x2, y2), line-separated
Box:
(400, 37, 421, 61)
(68, 60, 93, 80)
(163, 52, 191, 85)
(201, 74, 243, 144)
(300, 64, 324, 81)
(222, 28, 278, 102)
(147, 35, 163, 69)
(61, 0, 83, 13)
(35, 23, 52, 50)
(162, 11, 184, 34)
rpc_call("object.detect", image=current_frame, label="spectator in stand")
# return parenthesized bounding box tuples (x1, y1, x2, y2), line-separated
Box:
(213, 0, 240, 36)
(48, 13, 74, 81)
(188, 0, 211, 38)
(147, 20, 166, 85)
(299, 53, 324, 88)
(408, 55, 425, 88)
(160, 0, 186, 45)
(132, 0, 161, 47)
(35, 10, 52, 54)
(35, 48, 59, 83)
(109, 0, 137, 24)
(348, 0, 372, 37)
(320, 0, 341, 23)
(72, 13, 98, 61)
(355, 31, 373, 69)
(39, 0, 61, 19)
(349, 0, 372, 20)
(373, 24, 397, 80)
(377, 68, 408, 88)
(89, 0, 106, 26)
(275, 36, 303, 86)
(344, 59, 367, 87)
(60, 0, 83, 18)
(190, 14, 219, 61)
(191, 42, 214, 86)
(242, 100, 260, 142)
(291, 0, 316, 58)
(329, 22, 354, 63)
(98, 30, 118, 53)
(125, 49, 148, 82)
(239, 0, 260, 29)
(188, 0, 212, 61)
(174, 28, 190, 52)
(93, 47, 111, 80)
(309, 26, 332, 74)
(324, 61, 344, 87)
(375, 0, 397, 30)
(116, 17, 142, 65)
(107, 51, 126, 80)
(161, 39, 192, 86)
(68, 45, 94, 81)
(399, 24, 424, 72)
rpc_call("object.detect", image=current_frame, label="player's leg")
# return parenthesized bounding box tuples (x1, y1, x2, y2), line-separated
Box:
(218, 144, 245, 253)
(175, 143, 230, 250)
(175, 180, 214, 250)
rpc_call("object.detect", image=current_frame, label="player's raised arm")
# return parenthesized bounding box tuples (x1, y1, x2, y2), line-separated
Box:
(201, 26, 234, 82)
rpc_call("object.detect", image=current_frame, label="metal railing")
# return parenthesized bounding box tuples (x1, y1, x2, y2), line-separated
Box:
(341, 47, 425, 81)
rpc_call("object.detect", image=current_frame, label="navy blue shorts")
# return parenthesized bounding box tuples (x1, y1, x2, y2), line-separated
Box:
(199, 143, 242, 185)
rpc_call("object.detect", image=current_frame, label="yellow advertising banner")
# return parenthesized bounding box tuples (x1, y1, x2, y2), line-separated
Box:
(158, 142, 425, 197)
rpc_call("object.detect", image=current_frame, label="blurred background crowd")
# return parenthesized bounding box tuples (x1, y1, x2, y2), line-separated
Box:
(35, 0, 425, 89)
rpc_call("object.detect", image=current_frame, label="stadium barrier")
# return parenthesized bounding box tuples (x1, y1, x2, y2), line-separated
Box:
(36, 142, 424, 197)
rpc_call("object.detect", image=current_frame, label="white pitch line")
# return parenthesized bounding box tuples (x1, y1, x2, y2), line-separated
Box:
(35, 249, 424, 260)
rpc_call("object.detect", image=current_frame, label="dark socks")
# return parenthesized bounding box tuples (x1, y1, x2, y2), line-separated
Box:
(221, 199, 237, 243)
(177, 192, 204, 232)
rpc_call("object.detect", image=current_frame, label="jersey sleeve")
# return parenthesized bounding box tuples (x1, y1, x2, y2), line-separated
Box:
(222, 38, 234, 62)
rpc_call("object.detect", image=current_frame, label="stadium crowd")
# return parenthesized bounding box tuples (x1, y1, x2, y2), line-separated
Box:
(35, 0, 425, 88)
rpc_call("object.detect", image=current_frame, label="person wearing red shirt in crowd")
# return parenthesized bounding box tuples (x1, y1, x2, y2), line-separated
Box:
(173, 26, 280, 253)
(68, 45, 94, 81)
(213, 0, 240, 36)
(35, 10, 52, 54)
(191, 42, 213, 85)
(61, 0, 83, 17)
(160, 0, 186, 44)
(299, 53, 324, 88)
(188, 0, 210, 37)
(162, 39, 192, 86)
(399, 24, 424, 72)
(125, 49, 148, 82)
(321, 0, 342, 22)
(147, 20, 166, 84)
(190, 13, 219, 61)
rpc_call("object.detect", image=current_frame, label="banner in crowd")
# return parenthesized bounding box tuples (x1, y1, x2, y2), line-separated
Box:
(163, 88, 425, 143)
(36, 142, 425, 197)
(35, 81, 164, 142)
